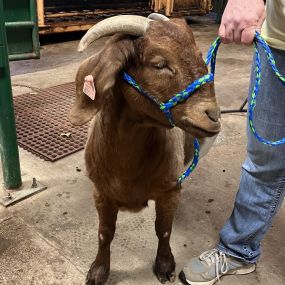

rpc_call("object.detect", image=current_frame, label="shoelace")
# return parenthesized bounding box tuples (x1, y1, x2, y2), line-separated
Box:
(200, 249, 229, 282)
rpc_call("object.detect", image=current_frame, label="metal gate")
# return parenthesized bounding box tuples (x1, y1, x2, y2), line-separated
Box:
(4, 0, 40, 60)
(0, 0, 40, 191)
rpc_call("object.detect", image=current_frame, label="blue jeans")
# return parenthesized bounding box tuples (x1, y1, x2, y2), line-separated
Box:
(217, 46, 285, 264)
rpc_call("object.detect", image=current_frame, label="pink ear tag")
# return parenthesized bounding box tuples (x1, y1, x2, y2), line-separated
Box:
(83, 75, 96, 100)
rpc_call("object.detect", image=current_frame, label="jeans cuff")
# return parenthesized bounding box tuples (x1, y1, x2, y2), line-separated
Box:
(216, 243, 258, 264)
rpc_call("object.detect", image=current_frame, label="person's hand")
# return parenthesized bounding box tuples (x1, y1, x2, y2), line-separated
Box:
(219, 0, 266, 45)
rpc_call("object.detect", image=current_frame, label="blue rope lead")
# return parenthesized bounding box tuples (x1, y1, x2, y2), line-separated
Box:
(249, 33, 285, 146)
(123, 72, 203, 184)
(178, 138, 200, 183)
(123, 32, 285, 185)
(205, 32, 285, 146)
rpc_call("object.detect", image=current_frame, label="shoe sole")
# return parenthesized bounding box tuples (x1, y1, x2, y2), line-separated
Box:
(179, 264, 256, 285)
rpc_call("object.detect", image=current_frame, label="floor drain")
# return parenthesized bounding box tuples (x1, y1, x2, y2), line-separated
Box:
(14, 82, 88, 162)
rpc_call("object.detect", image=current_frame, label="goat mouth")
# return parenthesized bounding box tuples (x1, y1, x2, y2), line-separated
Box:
(179, 117, 221, 138)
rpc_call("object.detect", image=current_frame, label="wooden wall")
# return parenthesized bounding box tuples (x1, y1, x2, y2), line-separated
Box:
(44, 0, 149, 12)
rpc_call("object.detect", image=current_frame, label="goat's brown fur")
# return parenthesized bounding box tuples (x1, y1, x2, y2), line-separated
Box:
(69, 18, 220, 285)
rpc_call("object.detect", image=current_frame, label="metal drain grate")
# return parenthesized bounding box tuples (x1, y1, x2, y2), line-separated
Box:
(14, 82, 89, 162)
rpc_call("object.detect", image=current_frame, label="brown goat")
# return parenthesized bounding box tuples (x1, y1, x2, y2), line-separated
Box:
(69, 15, 221, 285)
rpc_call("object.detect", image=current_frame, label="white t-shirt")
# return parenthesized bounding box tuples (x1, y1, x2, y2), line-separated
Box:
(262, 0, 285, 50)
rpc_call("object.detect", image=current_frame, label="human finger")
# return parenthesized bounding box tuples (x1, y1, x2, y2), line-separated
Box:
(218, 24, 226, 43)
(256, 10, 266, 33)
(241, 27, 256, 45)
(233, 28, 242, 44)
(224, 25, 234, 43)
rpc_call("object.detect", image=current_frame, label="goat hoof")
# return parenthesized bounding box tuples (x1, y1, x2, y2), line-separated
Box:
(86, 262, 109, 285)
(154, 255, 176, 283)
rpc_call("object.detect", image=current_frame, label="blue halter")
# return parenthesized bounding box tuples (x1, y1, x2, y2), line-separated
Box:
(122, 72, 213, 184)
(122, 31, 285, 184)
(123, 72, 213, 127)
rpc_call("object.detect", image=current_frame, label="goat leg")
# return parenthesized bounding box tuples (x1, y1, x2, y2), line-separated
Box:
(154, 190, 180, 283)
(86, 193, 118, 285)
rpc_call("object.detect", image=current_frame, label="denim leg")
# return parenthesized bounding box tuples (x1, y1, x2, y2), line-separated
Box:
(217, 46, 285, 264)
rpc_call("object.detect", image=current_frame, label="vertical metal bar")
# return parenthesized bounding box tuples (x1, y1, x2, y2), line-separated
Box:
(0, 1, 22, 189)
(31, 0, 40, 59)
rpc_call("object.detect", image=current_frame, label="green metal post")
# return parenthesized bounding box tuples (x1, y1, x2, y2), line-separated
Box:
(0, 0, 22, 189)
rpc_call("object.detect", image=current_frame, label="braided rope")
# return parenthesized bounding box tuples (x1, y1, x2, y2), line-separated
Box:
(249, 33, 285, 145)
(255, 33, 285, 84)
(178, 138, 200, 183)
(123, 72, 203, 184)
(205, 36, 221, 73)
(160, 74, 214, 109)
(123, 73, 162, 106)
(206, 32, 285, 146)
(123, 32, 285, 184)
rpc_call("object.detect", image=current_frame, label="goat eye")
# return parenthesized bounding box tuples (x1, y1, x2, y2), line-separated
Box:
(154, 62, 167, 69)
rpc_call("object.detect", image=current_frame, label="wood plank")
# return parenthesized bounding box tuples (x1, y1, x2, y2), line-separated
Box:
(37, 0, 45, 26)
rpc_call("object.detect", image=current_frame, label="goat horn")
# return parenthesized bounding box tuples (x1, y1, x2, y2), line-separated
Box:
(148, 13, 169, 21)
(78, 15, 152, 52)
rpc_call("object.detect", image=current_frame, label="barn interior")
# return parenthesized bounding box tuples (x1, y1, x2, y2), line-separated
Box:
(0, 1, 284, 285)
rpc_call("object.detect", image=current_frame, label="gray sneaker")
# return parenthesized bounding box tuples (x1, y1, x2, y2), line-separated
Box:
(179, 249, 256, 285)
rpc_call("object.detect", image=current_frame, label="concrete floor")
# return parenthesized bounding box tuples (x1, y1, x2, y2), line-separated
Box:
(1, 15, 284, 285)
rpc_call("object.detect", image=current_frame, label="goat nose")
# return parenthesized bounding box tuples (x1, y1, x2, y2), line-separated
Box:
(205, 109, 220, 122)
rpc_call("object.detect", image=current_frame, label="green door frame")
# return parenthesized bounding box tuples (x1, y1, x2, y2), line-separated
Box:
(4, 0, 40, 61)
(0, 0, 40, 189)
(0, 0, 22, 189)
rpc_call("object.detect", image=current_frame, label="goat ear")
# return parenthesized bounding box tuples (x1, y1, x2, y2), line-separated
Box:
(69, 35, 135, 126)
